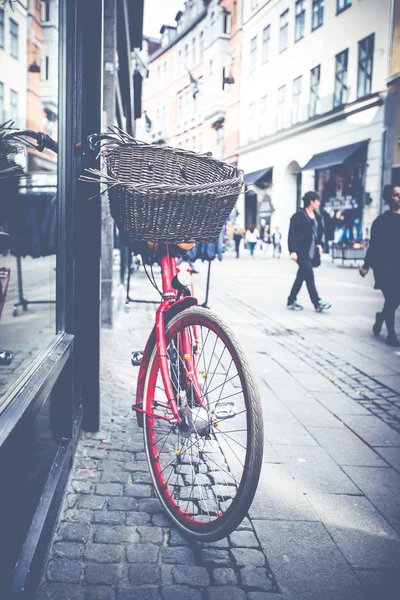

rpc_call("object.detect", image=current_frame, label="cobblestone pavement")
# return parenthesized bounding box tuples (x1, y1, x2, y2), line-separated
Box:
(36, 253, 400, 600)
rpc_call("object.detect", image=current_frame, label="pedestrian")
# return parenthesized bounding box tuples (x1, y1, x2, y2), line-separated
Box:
(233, 226, 244, 259)
(272, 226, 282, 258)
(287, 191, 332, 312)
(245, 224, 259, 258)
(359, 185, 400, 347)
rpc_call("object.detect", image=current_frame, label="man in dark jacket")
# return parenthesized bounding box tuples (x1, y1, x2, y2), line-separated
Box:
(287, 191, 332, 312)
(360, 185, 400, 346)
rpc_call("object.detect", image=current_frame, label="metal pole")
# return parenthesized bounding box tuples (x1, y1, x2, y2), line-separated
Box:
(201, 262, 212, 309)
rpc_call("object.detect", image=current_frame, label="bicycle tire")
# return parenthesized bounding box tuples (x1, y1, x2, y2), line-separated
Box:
(142, 307, 263, 541)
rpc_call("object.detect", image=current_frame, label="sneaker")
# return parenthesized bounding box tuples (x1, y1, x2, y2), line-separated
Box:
(287, 300, 304, 311)
(315, 300, 332, 313)
(373, 311, 384, 336)
(386, 334, 400, 347)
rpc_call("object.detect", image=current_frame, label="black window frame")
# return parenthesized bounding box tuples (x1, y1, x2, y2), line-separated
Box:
(295, 0, 305, 42)
(309, 64, 321, 118)
(10, 88, 18, 124)
(9, 18, 19, 58)
(337, 0, 352, 14)
(357, 33, 374, 99)
(312, 0, 324, 31)
(42, 0, 51, 22)
(262, 24, 270, 63)
(279, 9, 289, 53)
(0, 9, 4, 48)
(334, 48, 349, 108)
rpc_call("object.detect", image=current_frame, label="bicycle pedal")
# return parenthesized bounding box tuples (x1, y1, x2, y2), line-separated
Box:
(131, 350, 144, 366)
(214, 402, 236, 419)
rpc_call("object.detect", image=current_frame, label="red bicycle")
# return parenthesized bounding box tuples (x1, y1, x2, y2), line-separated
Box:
(5, 128, 264, 541)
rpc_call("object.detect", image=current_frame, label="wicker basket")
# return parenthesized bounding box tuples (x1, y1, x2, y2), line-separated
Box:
(83, 132, 243, 244)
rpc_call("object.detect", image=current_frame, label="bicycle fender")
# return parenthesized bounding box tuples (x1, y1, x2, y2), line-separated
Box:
(134, 296, 198, 427)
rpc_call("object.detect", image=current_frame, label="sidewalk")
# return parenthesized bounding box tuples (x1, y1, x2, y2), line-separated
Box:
(36, 252, 400, 600)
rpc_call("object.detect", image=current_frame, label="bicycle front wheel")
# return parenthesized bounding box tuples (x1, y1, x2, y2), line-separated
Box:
(143, 307, 263, 541)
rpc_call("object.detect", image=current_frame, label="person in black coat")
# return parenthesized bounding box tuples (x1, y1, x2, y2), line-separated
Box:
(360, 185, 400, 347)
(287, 191, 332, 312)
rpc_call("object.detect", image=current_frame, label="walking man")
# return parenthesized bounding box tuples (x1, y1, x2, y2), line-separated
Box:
(233, 226, 244, 259)
(287, 191, 331, 312)
(272, 226, 282, 258)
(359, 185, 400, 346)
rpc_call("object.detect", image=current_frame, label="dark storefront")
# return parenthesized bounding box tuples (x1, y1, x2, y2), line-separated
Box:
(301, 140, 369, 244)
(243, 167, 274, 229)
(0, 1, 143, 597)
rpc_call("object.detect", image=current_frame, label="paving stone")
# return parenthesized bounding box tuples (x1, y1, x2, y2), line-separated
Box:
(84, 543, 125, 563)
(127, 543, 159, 563)
(66, 494, 80, 508)
(92, 510, 126, 525)
(230, 548, 265, 567)
(212, 567, 238, 585)
(83, 586, 116, 600)
(84, 448, 107, 459)
(138, 498, 163, 513)
(47, 559, 82, 583)
(124, 461, 151, 472)
(108, 497, 138, 511)
(161, 585, 202, 600)
(137, 525, 163, 543)
(132, 471, 153, 484)
(160, 563, 174, 585)
(126, 511, 151, 525)
(207, 587, 246, 600)
(172, 565, 209, 587)
(71, 480, 93, 494)
(85, 563, 118, 584)
(95, 483, 124, 496)
(162, 546, 195, 564)
(36, 583, 84, 600)
(128, 564, 161, 585)
(64, 508, 92, 523)
(93, 525, 138, 544)
(246, 593, 277, 600)
(125, 483, 152, 498)
(53, 542, 84, 560)
(240, 567, 273, 591)
(229, 530, 259, 548)
(59, 522, 89, 543)
(151, 512, 171, 526)
(77, 495, 107, 510)
(200, 549, 231, 567)
(117, 588, 159, 600)
(168, 528, 190, 546)
(100, 469, 129, 483)
(237, 517, 253, 531)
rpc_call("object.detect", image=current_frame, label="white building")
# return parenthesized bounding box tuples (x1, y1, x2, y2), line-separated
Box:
(236, 0, 391, 245)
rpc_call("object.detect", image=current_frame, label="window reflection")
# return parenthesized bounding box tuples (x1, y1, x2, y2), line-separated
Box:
(0, 0, 58, 407)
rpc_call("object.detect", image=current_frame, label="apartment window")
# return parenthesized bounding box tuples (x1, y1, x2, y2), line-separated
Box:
(334, 49, 349, 108)
(295, 1, 305, 42)
(199, 31, 204, 58)
(223, 9, 230, 34)
(309, 65, 321, 117)
(10, 89, 18, 124)
(44, 55, 50, 80)
(42, 1, 51, 22)
(249, 102, 256, 142)
(250, 36, 257, 72)
(280, 10, 289, 52)
(10, 18, 19, 58)
(184, 44, 189, 63)
(277, 85, 286, 130)
(0, 10, 4, 48)
(260, 95, 268, 137)
(209, 59, 213, 77)
(232, 1, 237, 26)
(312, 0, 324, 31)
(292, 76, 302, 124)
(251, 0, 259, 10)
(192, 37, 196, 65)
(357, 34, 374, 98)
(337, 0, 351, 13)
(262, 25, 270, 63)
(0, 82, 4, 124)
(177, 95, 183, 123)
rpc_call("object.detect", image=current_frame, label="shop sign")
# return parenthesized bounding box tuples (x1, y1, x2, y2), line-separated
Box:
(324, 196, 359, 211)
(259, 196, 274, 218)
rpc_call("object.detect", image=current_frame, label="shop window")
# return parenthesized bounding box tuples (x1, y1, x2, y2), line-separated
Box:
(277, 84, 286, 131)
(295, 0, 305, 42)
(9, 18, 18, 58)
(0, 4, 59, 407)
(334, 48, 348, 108)
(357, 34, 374, 99)
(262, 25, 270, 63)
(337, 0, 351, 14)
(292, 76, 302, 124)
(280, 10, 289, 53)
(250, 35, 257, 72)
(309, 64, 320, 117)
(0, 9, 4, 48)
(312, 0, 324, 31)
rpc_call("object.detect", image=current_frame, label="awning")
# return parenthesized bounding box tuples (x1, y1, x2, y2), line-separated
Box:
(244, 167, 273, 187)
(300, 140, 369, 172)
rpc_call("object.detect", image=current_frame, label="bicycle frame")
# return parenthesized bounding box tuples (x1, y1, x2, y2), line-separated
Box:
(133, 243, 203, 428)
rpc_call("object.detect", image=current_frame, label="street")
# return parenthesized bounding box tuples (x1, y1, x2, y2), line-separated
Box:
(36, 248, 400, 600)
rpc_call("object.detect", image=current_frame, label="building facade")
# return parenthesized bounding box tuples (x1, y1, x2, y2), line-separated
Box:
(237, 0, 391, 244)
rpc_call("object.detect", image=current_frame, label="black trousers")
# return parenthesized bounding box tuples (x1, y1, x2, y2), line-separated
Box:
(381, 285, 400, 336)
(288, 259, 320, 306)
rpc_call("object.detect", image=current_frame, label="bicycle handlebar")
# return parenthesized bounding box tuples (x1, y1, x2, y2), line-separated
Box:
(4, 130, 118, 157)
